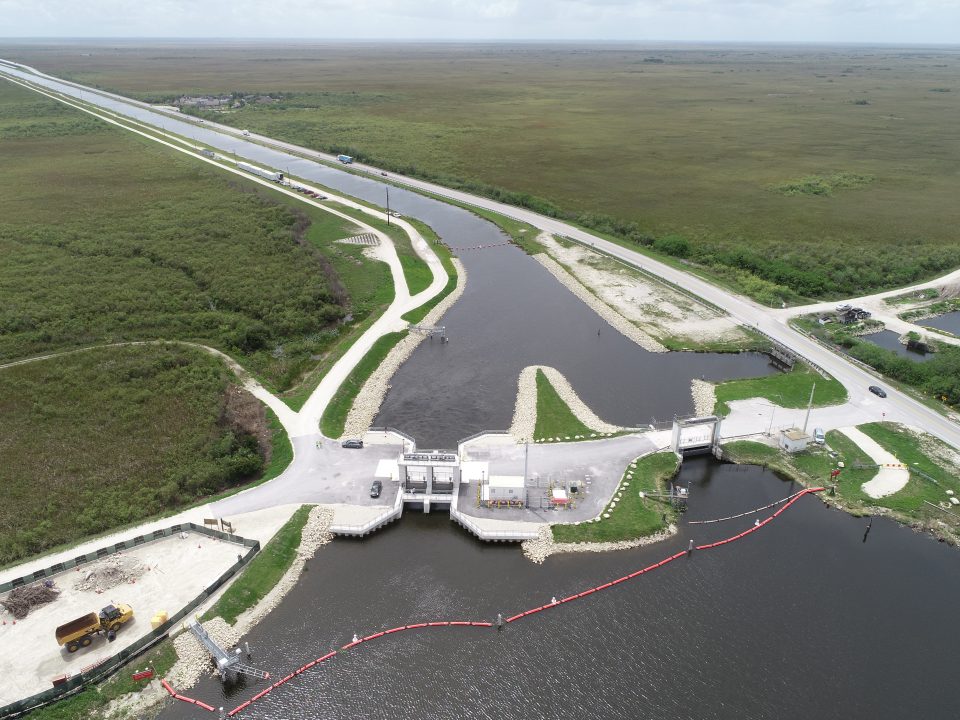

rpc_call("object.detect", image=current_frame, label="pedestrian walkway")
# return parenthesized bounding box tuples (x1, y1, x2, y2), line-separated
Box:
(838, 426, 909, 498)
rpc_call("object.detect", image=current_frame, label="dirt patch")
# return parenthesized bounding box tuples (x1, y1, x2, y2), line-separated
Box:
(221, 384, 270, 460)
(539, 235, 748, 348)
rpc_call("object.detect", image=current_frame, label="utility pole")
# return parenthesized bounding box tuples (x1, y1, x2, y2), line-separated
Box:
(524, 441, 529, 482)
(802, 382, 816, 434)
(386, 186, 390, 226)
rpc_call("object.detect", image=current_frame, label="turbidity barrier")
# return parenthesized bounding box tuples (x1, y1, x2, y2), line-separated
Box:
(686, 489, 809, 525)
(167, 487, 823, 718)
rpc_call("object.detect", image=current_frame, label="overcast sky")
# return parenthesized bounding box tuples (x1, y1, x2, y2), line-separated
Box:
(1, 0, 959, 43)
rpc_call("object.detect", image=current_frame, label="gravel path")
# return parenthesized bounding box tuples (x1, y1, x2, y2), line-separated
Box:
(342, 259, 466, 439)
(508, 365, 622, 442)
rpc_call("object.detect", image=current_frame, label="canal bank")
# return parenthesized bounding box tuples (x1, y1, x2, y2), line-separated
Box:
(156, 457, 960, 720)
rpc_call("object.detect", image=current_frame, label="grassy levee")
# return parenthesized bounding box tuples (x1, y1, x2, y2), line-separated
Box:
(22, 640, 178, 720)
(857, 423, 960, 523)
(203, 505, 313, 625)
(320, 331, 407, 438)
(714, 363, 847, 415)
(552, 452, 679, 543)
(401, 219, 459, 324)
(534, 369, 593, 440)
(25, 43, 960, 302)
(724, 425, 960, 541)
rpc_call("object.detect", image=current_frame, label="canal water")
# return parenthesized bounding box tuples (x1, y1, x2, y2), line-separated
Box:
(158, 458, 960, 720)
(920, 311, 960, 337)
(5, 67, 774, 448)
(857, 330, 934, 362)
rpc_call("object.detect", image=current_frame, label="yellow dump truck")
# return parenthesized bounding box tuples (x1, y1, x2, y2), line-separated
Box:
(55, 604, 134, 653)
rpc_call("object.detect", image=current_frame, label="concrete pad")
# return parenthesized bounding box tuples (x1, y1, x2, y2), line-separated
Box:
(460, 461, 489, 483)
(374, 459, 400, 480)
(839, 426, 909, 498)
(0, 532, 246, 706)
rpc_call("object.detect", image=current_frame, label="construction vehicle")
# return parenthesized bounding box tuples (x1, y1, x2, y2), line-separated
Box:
(55, 604, 134, 653)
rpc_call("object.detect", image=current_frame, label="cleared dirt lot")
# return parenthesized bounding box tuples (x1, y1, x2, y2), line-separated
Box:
(0, 531, 245, 706)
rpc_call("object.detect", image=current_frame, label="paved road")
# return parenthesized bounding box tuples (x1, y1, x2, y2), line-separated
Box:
(2, 61, 958, 451)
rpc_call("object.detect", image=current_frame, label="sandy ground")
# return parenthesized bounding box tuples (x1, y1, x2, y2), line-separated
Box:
(0, 532, 246, 706)
(509, 365, 623, 442)
(537, 235, 747, 348)
(838, 426, 909, 498)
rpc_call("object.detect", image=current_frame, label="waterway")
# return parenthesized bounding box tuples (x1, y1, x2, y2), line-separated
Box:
(158, 458, 960, 719)
(1, 67, 775, 447)
(857, 330, 934, 362)
(920, 310, 960, 337)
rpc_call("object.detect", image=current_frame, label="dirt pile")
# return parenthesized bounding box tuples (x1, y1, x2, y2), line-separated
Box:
(74, 555, 148, 593)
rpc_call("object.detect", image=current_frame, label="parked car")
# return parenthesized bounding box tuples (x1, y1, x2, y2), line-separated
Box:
(813, 427, 825, 444)
(381, 172, 388, 177)
(836, 303, 852, 312)
(341, 439, 364, 449)
(370, 480, 383, 498)
(869, 385, 887, 398)
(390, 211, 402, 218)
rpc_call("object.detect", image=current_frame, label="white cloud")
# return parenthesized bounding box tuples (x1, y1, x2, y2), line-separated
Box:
(0, 0, 958, 41)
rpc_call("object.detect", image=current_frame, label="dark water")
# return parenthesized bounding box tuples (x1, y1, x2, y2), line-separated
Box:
(159, 459, 959, 720)
(857, 330, 934, 362)
(920, 311, 960, 336)
(4, 68, 774, 448)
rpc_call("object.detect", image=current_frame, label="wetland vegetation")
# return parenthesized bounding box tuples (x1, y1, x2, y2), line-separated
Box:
(8, 42, 960, 302)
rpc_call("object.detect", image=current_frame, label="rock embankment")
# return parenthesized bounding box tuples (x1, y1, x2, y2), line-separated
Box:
(534, 253, 667, 353)
(509, 365, 622, 442)
(341, 259, 466, 439)
(521, 523, 678, 564)
(690, 379, 717, 417)
(167, 505, 334, 689)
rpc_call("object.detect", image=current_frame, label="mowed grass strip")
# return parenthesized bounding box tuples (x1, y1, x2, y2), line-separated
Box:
(320, 331, 407, 438)
(534, 369, 592, 440)
(204, 505, 313, 625)
(714, 363, 847, 415)
(552, 452, 679, 543)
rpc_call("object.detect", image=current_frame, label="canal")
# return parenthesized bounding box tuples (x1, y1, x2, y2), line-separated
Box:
(5, 66, 774, 447)
(158, 458, 960, 719)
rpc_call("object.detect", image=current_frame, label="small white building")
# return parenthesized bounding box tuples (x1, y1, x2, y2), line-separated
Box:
(482, 475, 526, 506)
(779, 428, 811, 453)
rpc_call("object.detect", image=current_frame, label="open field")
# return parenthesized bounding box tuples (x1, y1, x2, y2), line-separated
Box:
(5, 41, 960, 301)
(534, 369, 593, 440)
(713, 362, 847, 415)
(0, 77, 393, 393)
(0, 344, 266, 565)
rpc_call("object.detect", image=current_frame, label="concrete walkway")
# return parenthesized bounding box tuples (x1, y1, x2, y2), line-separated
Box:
(837, 426, 909, 498)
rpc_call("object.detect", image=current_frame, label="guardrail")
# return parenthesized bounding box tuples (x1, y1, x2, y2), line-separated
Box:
(0, 524, 259, 719)
(329, 489, 404, 537)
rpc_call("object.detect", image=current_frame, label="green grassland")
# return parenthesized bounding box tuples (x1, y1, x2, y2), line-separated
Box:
(724, 423, 960, 541)
(552, 452, 679, 543)
(0, 344, 265, 565)
(9, 42, 960, 301)
(0, 78, 392, 394)
(204, 505, 312, 625)
(714, 363, 847, 415)
(534, 369, 593, 440)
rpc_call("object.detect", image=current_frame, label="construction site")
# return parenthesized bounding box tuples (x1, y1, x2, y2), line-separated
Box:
(0, 529, 246, 707)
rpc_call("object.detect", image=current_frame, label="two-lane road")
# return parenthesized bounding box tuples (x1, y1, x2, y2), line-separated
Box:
(3, 60, 957, 449)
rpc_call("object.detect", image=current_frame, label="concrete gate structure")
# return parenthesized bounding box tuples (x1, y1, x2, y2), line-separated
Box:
(671, 415, 722, 460)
